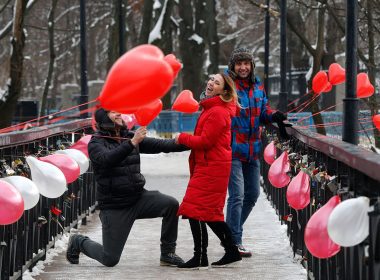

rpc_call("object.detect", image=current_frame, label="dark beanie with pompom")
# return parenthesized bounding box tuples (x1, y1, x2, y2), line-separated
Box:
(227, 47, 256, 83)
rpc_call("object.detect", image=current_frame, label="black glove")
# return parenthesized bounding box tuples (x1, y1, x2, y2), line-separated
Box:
(272, 111, 287, 123)
(272, 111, 292, 140)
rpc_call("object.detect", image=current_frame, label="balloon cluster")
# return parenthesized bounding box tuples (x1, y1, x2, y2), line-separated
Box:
(96, 44, 199, 127)
(312, 63, 379, 130)
(0, 135, 91, 225)
(312, 63, 375, 98)
(264, 139, 374, 259)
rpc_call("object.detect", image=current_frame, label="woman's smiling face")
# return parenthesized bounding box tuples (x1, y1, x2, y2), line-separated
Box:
(205, 74, 225, 97)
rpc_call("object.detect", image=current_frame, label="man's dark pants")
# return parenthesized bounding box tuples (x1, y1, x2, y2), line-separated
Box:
(74, 190, 179, 267)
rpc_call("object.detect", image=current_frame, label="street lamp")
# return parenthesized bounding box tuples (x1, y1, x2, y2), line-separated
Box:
(342, 0, 359, 144)
(264, 0, 270, 95)
(79, 0, 88, 118)
(278, 0, 288, 112)
(118, 0, 126, 56)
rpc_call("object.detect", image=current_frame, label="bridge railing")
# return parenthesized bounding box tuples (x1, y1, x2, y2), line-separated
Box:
(262, 125, 380, 280)
(0, 119, 96, 280)
(1, 115, 379, 280)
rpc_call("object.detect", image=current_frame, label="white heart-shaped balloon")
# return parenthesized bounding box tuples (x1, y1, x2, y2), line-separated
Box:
(327, 196, 370, 247)
(26, 156, 67, 199)
(0, 176, 40, 210)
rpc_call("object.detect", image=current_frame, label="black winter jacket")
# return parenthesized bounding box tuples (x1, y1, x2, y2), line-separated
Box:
(88, 128, 187, 209)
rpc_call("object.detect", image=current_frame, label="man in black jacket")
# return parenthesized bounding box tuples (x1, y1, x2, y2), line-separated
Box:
(66, 108, 187, 267)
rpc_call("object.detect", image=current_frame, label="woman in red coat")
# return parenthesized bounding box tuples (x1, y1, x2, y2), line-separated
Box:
(176, 73, 242, 269)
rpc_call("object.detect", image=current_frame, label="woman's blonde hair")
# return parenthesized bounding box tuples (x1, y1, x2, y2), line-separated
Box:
(220, 73, 240, 107)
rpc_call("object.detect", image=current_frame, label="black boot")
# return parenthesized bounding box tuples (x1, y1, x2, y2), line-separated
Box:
(178, 219, 209, 270)
(177, 253, 208, 270)
(211, 245, 242, 268)
(66, 234, 81, 264)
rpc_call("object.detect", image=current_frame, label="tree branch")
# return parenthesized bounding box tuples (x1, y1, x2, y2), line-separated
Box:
(0, 0, 12, 14)
(0, 0, 39, 40)
(243, 0, 280, 17)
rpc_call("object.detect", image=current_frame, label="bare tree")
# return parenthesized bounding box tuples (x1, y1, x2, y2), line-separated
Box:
(0, 0, 28, 128)
(39, 0, 58, 121)
(178, 0, 207, 100)
(205, 0, 220, 74)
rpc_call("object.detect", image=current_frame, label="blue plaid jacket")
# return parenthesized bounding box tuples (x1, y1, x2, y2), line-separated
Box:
(231, 77, 274, 162)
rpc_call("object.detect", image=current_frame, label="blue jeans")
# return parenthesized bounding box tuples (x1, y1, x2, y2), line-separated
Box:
(226, 159, 260, 245)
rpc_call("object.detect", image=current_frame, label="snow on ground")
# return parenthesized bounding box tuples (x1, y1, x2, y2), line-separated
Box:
(23, 152, 306, 279)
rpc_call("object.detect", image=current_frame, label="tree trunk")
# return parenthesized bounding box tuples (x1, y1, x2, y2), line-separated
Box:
(138, 0, 153, 44)
(107, 0, 120, 71)
(39, 0, 58, 123)
(150, 0, 174, 109)
(178, 0, 207, 100)
(126, 4, 138, 48)
(0, 0, 37, 41)
(0, 0, 28, 129)
(205, 0, 219, 75)
(309, 5, 326, 135)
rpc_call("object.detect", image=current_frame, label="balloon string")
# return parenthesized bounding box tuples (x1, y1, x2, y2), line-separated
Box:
(0, 105, 96, 134)
(358, 127, 376, 133)
(43, 131, 138, 145)
(287, 93, 320, 115)
(295, 101, 343, 124)
(51, 217, 65, 233)
(0, 99, 99, 134)
(297, 118, 374, 129)
(286, 90, 313, 109)
(293, 93, 321, 114)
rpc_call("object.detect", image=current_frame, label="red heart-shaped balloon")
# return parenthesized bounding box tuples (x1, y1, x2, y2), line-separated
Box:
(164, 54, 182, 79)
(304, 195, 341, 259)
(99, 44, 174, 112)
(328, 63, 345, 85)
(357, 72, 374, 99)
(312, 71, 330, 94)
(286, 171, 310, 210)
(322, 82, 332, 93)
(134, 99, 163, 126)
(70, 135, 92, 158)
(172, 90, 199, 113)
(263, 141, 276, 165)
(268, 151, 291, 188)
(373, 114, 380, 130)
(39, 154, 80, 184)
(0, 181, 24, 225)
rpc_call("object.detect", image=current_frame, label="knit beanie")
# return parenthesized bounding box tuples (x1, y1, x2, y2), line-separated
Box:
(227, 47, 256, 83)
(94, 108, 115, 130)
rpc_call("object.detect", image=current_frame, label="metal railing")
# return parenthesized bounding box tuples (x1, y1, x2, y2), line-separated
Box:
(2, 116, 380, 279)
(262, 125, 380, 280)
(0, 119, 96, 280)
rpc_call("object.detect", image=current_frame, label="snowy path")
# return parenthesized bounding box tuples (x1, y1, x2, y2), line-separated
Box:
(25, 151, 306, 280)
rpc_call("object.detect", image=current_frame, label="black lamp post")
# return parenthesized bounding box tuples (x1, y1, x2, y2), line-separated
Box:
(264, 0, 270, 95)
(79, 0, 88, 118)
(342, 0, 359, 144)
(118, 0, 126, 56)
(278, 0, 288, 112)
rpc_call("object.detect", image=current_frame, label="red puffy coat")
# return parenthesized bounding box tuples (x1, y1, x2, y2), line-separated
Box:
(177, 96, 236, 221)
